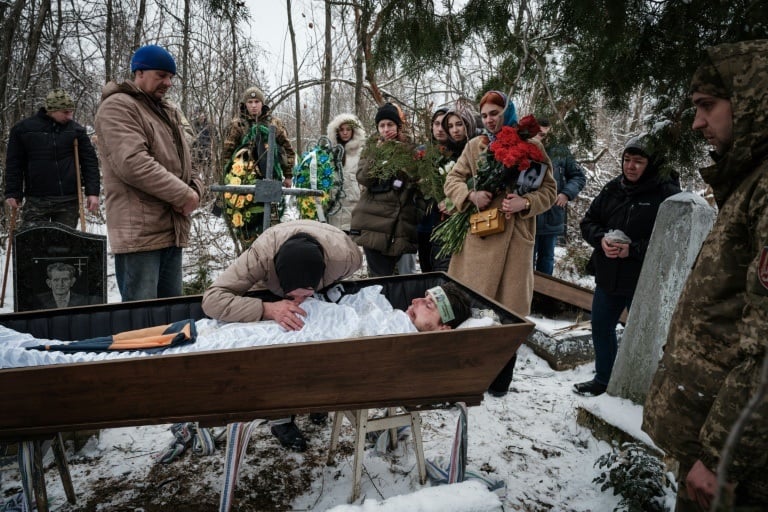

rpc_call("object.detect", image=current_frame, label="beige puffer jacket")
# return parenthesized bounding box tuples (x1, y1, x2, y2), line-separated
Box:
(95, 80, 203, 254)
(201, 220, 362, 322)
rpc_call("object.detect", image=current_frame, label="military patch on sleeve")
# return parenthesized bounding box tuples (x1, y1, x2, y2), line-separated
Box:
(759, 246, 768, 291)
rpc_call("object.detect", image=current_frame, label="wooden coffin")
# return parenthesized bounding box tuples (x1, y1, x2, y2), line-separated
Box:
(0, 273, 533, 440)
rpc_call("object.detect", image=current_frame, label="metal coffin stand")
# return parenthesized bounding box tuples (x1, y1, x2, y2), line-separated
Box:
(0, 272, 533, 508)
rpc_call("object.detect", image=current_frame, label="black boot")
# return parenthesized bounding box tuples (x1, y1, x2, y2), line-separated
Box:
(270, 421, 308, 452)
(488, 354, 517, 397)
(573, 379, 607, 396)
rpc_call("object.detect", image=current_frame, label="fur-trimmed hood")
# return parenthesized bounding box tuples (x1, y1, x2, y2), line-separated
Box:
(326, 113, 367, 155)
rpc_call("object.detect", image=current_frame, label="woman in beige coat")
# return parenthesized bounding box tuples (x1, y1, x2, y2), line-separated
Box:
(444, 91, 556, 396)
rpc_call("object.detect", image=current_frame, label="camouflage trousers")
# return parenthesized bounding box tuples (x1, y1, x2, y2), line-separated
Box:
(20, 196, 80, 229)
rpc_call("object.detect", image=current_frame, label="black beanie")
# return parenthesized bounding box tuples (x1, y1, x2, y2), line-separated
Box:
(274, 234, 326, 294)
(374, 102, 402, 128)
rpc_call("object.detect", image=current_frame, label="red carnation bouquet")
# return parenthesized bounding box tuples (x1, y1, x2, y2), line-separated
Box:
(430, 115, 546, 257)
(489, 117, 544, 172)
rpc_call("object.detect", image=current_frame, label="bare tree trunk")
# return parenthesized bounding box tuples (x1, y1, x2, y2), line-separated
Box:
(181, 0, 190, 113)
(320, 0, 332, 129)
(286, 0, 301, 150)
(105, 0, 113, 82)
(50, 0, 63, 88)
(15, 0, 51, 118)
(353, 4, 365, 115)
(629, 87, 645, 134)
(362, 8, 383, 106)
(133, 0, 146, 50)
(0, 0, 26, 122)
(229, 4, 238, 113)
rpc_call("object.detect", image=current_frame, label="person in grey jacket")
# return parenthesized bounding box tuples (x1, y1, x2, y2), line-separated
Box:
(532, 119, 586, 275)
(202, 220, 362, 452)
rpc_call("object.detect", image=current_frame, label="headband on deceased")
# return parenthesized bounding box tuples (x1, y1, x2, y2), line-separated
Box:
(426, 286, 455, 324)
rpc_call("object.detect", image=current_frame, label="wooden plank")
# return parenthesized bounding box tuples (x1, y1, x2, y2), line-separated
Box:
(533, 271, 627, 323)
(533, 271, 595, 312)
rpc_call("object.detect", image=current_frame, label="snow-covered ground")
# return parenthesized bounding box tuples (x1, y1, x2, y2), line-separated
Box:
(2, 342, 673, 511)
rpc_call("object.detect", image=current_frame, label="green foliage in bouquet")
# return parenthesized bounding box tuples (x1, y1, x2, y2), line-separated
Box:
(361, 139, 454, 202)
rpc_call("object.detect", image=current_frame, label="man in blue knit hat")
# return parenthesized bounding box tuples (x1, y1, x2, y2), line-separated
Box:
(95, 45, 203, 301)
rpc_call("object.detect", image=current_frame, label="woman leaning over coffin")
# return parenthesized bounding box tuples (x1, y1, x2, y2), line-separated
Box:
(443, 90, 556, 396)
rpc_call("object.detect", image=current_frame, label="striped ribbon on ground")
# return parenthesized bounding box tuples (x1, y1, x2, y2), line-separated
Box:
(425, 403, 506, 494)
(16, 441, 34, 512)
(448, 402, 468, 483)
(218, 420, 266, 512)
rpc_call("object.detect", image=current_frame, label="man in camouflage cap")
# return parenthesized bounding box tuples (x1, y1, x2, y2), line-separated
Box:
(4, 89, 100, 227)
(643, 39, 768, 511)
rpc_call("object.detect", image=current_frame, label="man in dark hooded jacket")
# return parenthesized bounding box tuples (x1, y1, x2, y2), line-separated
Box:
(643, 39, 768, 511)
(533, 119, 586, 275)
(5, 89, 100, 228)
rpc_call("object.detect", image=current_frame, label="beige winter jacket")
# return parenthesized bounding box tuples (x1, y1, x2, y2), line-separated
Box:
(201, 220, 362, 322)
(95, 81, 203, 254)
(444, 135, 556, 317)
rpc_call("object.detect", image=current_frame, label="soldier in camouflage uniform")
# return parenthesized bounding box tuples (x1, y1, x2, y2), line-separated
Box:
(642, 40, 768, 511)
(218, 87, 296, 243)
(221, 86, 295, 187)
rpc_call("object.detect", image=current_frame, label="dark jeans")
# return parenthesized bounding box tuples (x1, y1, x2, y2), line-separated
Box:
(363, 248, 400, 277)
(591, 285, 632, 385)
(489, 354, 517, 393)
(115, 247, 183, 302)
(533, 233, 558, 275)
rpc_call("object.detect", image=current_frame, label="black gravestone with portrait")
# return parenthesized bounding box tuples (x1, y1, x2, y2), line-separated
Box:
(13, 222, 107, 312)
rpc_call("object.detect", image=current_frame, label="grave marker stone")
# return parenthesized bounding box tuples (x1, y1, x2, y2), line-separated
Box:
(13, 223, 107, 312)
(607, 193, 716, 403)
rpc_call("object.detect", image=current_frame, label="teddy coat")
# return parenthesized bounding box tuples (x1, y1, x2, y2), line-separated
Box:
(444, 135, 556, 316)
(201, 221, 362, 323)
(94, 80, 203, 254)
(326, 114, 366, 231)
